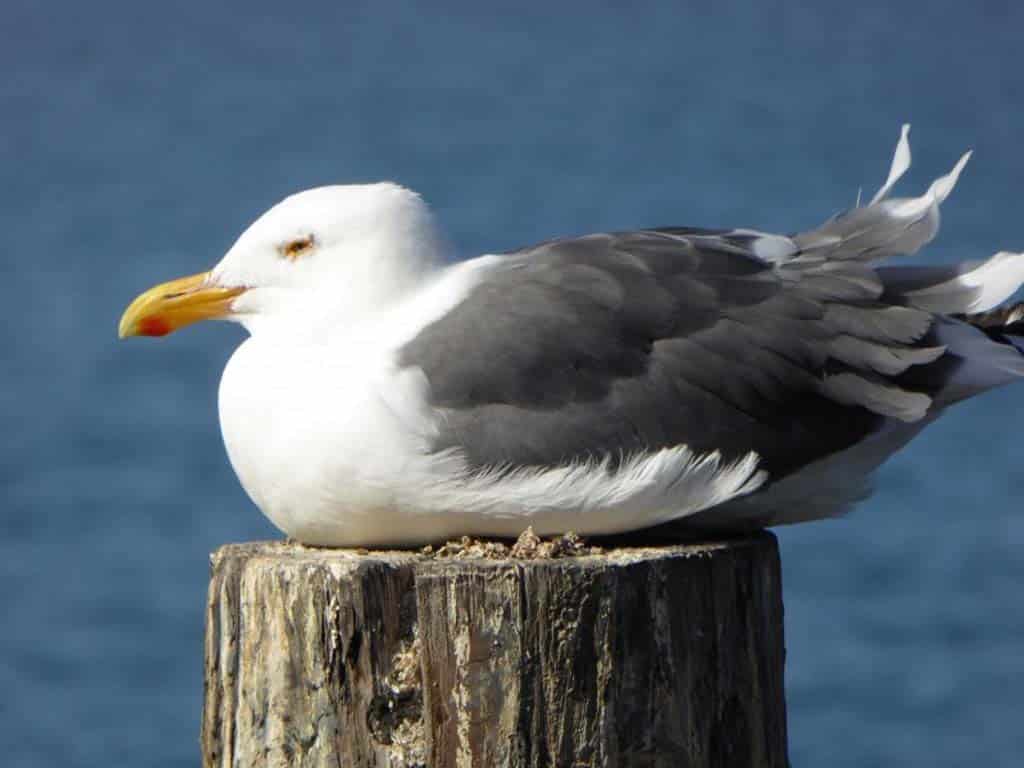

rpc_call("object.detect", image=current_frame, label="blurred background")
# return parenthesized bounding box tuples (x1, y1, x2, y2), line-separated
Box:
(3, 0, 1022, 765)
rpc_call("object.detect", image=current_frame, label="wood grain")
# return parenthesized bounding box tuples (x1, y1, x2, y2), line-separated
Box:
(202, 534, 787, 767)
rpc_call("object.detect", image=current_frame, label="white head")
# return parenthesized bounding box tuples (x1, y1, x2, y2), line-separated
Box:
(119, 183, 446, 339)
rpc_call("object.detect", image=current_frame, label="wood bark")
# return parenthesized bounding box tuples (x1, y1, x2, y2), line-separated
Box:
(202, 533, 787, 767)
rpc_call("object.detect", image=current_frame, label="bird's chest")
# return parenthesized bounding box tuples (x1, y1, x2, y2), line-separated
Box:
(217, 338, 437, 540)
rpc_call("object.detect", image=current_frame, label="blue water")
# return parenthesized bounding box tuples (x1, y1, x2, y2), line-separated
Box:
(3, 1, 1022, 764)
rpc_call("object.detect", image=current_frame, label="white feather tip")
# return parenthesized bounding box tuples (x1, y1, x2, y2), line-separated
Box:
(927, 150, 972, 205)
(869, 124, 912, 205)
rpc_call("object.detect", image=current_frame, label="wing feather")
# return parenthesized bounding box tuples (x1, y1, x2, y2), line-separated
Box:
(398, 126, 1024, 497)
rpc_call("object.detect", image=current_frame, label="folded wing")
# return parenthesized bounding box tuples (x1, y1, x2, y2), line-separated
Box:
(398, 126, 1024, 528)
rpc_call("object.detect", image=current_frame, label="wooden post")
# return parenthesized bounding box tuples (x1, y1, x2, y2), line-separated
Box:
(201, 533, 788, 767)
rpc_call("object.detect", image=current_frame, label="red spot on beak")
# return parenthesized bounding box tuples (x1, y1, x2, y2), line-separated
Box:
(138, 316, 172, 337)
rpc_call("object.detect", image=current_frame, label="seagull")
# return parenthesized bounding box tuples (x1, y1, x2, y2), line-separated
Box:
(119, 126, 1024, 547)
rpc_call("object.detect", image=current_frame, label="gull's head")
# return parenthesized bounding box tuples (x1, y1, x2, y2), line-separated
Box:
(118, 183, 443, 339)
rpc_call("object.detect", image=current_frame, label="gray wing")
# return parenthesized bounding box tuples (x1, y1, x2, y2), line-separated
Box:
(398, 228, 952, 480)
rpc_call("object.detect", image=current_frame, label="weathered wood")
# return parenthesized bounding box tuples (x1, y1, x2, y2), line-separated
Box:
(202, 533, 788, 767)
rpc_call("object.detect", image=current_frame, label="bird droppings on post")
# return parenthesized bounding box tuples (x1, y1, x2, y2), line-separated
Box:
(420, 527, 604, 560)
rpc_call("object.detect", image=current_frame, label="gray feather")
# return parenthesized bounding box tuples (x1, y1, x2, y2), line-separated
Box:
(399, 228, 949, 478)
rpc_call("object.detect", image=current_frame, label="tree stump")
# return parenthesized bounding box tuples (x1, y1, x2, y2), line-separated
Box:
(201, 532, 787, 767)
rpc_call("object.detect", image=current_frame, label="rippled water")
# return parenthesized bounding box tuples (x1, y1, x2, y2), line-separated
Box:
(3, 2, 1022, 765)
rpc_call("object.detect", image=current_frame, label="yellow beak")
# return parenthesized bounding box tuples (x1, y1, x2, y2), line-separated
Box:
(118, 271, 246, 338)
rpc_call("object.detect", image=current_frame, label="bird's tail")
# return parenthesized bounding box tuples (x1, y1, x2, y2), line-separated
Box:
(876, 266, 1024, 408)
(692, 126, 1024, 531)
(963, 302, 1024, 353)
(789, 125, 1024, 410)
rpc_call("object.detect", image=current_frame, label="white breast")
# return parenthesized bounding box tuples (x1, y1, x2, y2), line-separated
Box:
(217, 333, 440, 544)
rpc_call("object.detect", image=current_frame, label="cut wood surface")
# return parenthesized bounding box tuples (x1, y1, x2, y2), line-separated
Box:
(202, 532, 787, 767)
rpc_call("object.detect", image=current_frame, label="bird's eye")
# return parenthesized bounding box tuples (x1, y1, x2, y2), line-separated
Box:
(280, 235, 316, 261)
